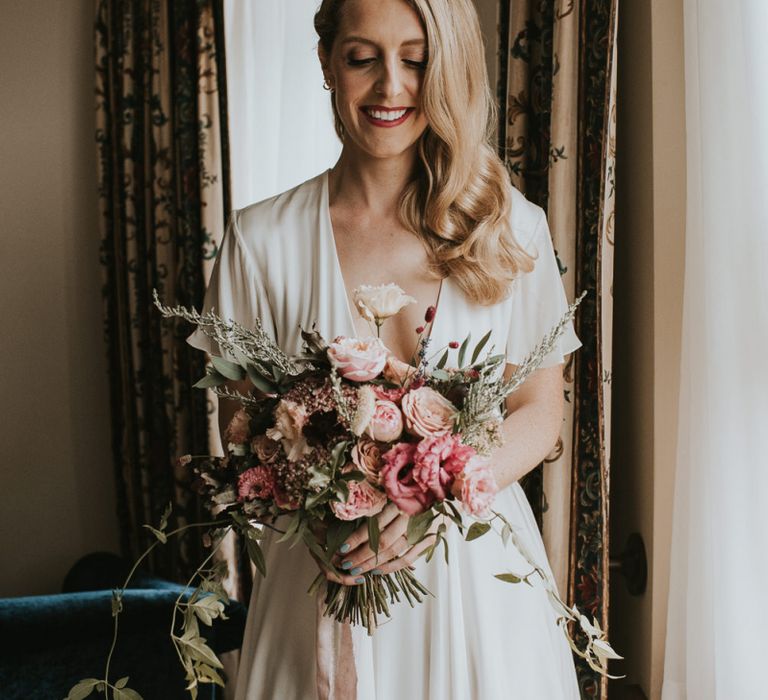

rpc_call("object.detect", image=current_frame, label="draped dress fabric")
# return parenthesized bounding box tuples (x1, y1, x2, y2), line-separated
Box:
(188, 171, 581, 699)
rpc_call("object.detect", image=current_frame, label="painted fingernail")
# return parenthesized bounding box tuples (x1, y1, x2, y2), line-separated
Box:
(339, 543, 351, 554)
(341, 560, 353, 570)
(354, 577, 365, 584)
(371, 569, 383, 575)
(350, 567, 363, 576)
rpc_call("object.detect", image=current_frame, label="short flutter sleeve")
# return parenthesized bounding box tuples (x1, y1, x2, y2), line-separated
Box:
(187, 211, 276, 358)
(505, 209, 582, 368)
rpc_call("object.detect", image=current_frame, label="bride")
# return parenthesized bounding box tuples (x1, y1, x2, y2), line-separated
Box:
(189, 0, 581, 697)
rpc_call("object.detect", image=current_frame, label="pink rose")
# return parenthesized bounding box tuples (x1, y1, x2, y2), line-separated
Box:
(380, 442, 435, 515)
(327, 336, 388, 382)
(412, 434, 477, 500)
(225, 409, 251, 445)
(365, 400, 404, 443)
(382, 355, 417, 387)
(453, 456, 498, 517)
(351, 437, 383, 485)
(331, 479, 387, 521)
(266, 399, 311, 462)
(237, 466, 275, 501)
(401, 387, 457, 438)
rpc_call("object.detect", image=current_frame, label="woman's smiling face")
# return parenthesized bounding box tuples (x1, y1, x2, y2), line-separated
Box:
(321, 0, 430, 161)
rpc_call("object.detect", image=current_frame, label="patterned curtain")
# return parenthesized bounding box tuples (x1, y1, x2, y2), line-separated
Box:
(498, 1, 617, 697)
(95, 0, 230, 580)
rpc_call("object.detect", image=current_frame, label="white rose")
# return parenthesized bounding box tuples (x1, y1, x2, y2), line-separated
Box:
(352, 283, 416, 324)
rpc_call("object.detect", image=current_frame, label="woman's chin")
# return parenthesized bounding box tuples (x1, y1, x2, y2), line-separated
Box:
(348, 136, 422, 163)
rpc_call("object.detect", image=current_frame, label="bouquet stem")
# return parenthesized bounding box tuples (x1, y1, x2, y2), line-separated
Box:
(317, 570, 433, 635)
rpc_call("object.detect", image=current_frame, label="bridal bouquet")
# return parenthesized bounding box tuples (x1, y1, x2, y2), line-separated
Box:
(67, 283, 620, 700)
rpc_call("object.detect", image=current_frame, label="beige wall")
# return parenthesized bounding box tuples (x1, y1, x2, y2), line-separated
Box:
(0, 0, 118, 596)
(611, 0, 685, 698)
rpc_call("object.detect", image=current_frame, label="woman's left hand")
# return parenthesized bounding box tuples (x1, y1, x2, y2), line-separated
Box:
(329, 503, 447, 584)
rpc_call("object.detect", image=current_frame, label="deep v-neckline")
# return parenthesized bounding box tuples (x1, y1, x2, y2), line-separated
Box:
(320, 169, 444, 364)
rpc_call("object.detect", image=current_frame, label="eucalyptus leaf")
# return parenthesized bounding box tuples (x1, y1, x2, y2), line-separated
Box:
(245, 524, 264, 540)
(193, 370, 226, 389)
(307, 466, 332, 491)
(435, 349, 449, 369)
(465, 521, 491, 541)
(424, 541, 437, 563)
(245, 537, 267, 577)
(441, 535, 450, 566)
(457, 333, 472, 367)
(304, 489, 329, 510)
(430, 368, 451, 382)
(444, 500, 464, 530)
(335, 479, 350, 502)
(65, 679, 100, 700)
(246, 365, 277, 394)
(114, 677, 129, 689)
(367, 517, 380, 555)
(275, 512, 301, 543)
(494, 573, 523, 584)
(471, 330, 493, 364)
(501, 523, 511, 546)
(302, 527, 334, 568)
(406, 510, 436, 545)
(210, 356, 245, 381)
(330, 440, 351, 470)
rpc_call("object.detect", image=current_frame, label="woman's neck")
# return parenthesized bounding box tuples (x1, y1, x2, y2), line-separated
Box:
(328, 147, 417, 217)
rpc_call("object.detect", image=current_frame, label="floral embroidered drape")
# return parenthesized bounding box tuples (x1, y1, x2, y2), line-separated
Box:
(499, 1, 618, 696)
(95, 0, 230, 580)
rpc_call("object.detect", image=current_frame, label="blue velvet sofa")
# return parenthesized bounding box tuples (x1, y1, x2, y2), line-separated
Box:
(0, 553, 247, 700)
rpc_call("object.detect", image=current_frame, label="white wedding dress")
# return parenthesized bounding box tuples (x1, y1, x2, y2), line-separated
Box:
(188, 170, 581, 699)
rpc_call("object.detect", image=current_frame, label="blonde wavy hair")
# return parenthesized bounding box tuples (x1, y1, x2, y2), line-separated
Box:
(315, 0, 534, 305)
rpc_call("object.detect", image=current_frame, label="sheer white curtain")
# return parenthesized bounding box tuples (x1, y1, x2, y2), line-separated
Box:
(224, 0, 341, 210)
(662, 1, 768, 698)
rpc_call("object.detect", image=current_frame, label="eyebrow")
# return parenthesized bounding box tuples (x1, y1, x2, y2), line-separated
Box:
(340, 36, 427, 48)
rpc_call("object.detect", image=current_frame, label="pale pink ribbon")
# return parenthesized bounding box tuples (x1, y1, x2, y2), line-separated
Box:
(315, 589, 358, 699)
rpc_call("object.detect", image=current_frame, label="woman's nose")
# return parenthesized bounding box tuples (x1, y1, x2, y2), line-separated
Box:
(375, 58, 405, 98)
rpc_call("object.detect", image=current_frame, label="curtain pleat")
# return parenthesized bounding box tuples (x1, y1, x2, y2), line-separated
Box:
(499, 1, 618, 696)
(95, 0, 230, 581)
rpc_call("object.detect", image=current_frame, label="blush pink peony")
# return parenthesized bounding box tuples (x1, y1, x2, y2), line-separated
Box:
(365, 400, 404, 443)
(380, 442, 435, 515)
(327, 336, 388, 382)
(237, 466, 275, 501)
(453, 456, 498, 517)
(331, 479, 387, 521)
(225, 409, 251, 445)
(351, 437, 383, 485)
(401, 386, 457, 438)
(412, 434, 477, 500)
